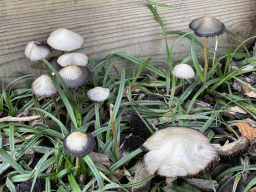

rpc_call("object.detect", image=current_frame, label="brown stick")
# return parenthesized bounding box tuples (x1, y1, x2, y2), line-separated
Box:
(0, 115, 41, 123)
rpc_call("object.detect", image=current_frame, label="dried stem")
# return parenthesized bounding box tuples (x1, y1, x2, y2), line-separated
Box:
(109, 104, 120, 160)
(51, 96, 60, 120)
(0, 115, 41, 123)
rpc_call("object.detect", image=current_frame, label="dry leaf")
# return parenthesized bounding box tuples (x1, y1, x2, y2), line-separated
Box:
(231, 122, 256, 144)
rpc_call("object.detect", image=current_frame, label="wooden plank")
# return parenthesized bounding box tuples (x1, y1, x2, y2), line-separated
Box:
(0, 0, 256, 84)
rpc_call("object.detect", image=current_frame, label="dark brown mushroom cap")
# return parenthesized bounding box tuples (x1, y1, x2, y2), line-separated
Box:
(63, 132, 96, 157)
(189, 16, 225, 37)
(32, 74, 57, 97)
(58, 66, 92, 89)
(141, 127, 218, 178)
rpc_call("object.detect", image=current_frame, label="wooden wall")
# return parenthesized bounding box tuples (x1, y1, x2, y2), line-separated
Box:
(1, 0, 256, 84)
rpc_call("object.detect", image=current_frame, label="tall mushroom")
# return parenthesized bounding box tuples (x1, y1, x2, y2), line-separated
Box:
(189, 16, 225, 84)
(25, 41, 51, 75)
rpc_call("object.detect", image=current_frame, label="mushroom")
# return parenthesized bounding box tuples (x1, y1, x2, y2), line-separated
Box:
(47, 28, 84, 52)
(57, 53, 88, 67)
(25, 40, 51, 75)
(172, 64, 195, 92)
(58, 66, 92, 102)
(141, 127, 219, 187)
(32, 74, 60, 120)
(212, 136, 250, 160)
(58, 66, 92, 89)
(87, 87, 110, 102)
(189, 16, 225, 84)
(63, 131, 96, 176)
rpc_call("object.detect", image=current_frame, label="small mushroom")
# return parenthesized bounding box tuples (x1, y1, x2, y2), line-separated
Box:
(87, 87, 110, 102)
(173, 64, 195, 79)
(63, 131, 96, 177)
(32, 74, 57, 97)
(25, 40, 51, 75)
(57, 53, 88, 67)
(32, 74, 60, 120)
(172, 64, 195, 92)
(47, 28, 84, 51)
(141, 127, 219, 187)
(63, 131, 96, 157)
(189, 16, 225, 84)
(58, 66, 92, 89)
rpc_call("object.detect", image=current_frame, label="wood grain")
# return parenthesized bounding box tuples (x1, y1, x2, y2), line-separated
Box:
(0, 0, 256, 84)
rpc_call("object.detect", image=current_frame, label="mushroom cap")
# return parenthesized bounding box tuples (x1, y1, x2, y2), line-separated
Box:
(58, 66, 92, 89)
(212, 136, 250, 159)
(63, 132, 96, 157)
(141, 127, 218, 178)
(189, 16, 225, 37)
(32, 74, 57, 97)
(173, 64, 195, 79)
(25, 41, 51, 61)
(57, 53, 88, 67)
(47, 28, 84, 51)
(87, 87, 110, 102)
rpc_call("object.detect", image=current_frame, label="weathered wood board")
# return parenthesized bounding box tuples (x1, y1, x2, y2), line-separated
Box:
(0, 0, 256, 84)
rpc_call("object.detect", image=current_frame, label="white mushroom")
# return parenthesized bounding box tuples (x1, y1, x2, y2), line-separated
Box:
(58, 66, 92, 89)
(87, 87, 110, 102)
(173, 64, 195, 79)
(47, 28, 84, 51)
(63, 132, 96, 157)
(142, 127, 218, 178)
(25, 41, 51, 61)
(32, 74, 57, 97)
(57, 53, 88, 67)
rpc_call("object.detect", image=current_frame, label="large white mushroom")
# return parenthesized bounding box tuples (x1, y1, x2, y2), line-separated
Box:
(47, 28, 84, 51)
(141, 127, 218, 178)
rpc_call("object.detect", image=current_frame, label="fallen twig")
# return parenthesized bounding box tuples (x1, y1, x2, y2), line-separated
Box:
(0, 115, 41, 123)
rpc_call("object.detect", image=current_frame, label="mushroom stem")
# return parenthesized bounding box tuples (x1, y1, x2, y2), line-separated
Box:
(109, 104, 120, 160)
(38, 61, 42, 75)
(51, 96, 60, 120)
(73, 88, 77, 103)
(212, 36, 219, 69)
(203, 37, 208, 84)
(73, 157, 79, 177)
(166, 177, 177, 188)
(182, 79, 185, 93)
